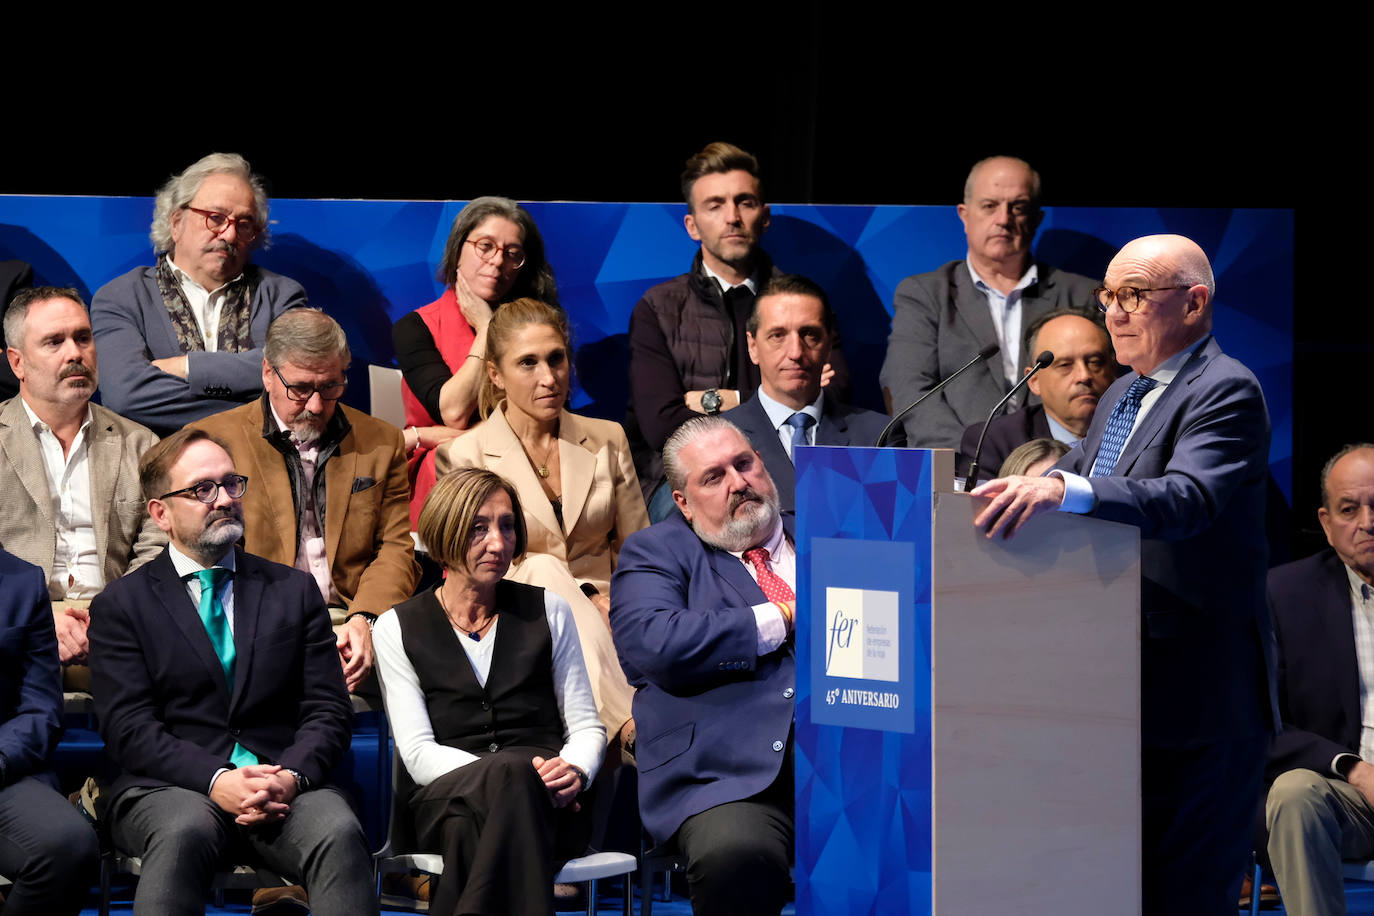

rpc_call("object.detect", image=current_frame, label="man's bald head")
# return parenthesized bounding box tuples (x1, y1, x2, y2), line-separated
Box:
(1100, 234, 1214, 375)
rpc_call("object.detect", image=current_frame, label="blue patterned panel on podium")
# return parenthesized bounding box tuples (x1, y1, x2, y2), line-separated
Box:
(794, 445, 933, 916)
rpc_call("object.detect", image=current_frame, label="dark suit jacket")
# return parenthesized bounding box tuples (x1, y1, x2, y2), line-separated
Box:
(610, 513, 796, 843)
(956, 403, 1053, 478)
(0, 260, 34, 402)
(1266, 549, 1362, 782)
(1055, 335, 1277, 747)
(730, 390, 897, 512)
(880, 259, 1097, 449)
(0, 549, 62, 786)
(88, 547, 353, 805)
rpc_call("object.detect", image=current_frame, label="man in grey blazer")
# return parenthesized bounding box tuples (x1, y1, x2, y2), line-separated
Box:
(880, 156, 1098, 448)
(730, 274, 897, 512)
(90, 153, 307, 436)
(0, 286, 164, 690)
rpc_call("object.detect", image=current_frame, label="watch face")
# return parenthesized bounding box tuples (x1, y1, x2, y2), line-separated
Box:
(702, 389, 722, 414)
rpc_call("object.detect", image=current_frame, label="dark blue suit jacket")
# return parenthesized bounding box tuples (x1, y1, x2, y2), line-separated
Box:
(1266, 549, 1361, 782)
(0, 549, 61, 787)
(89, 547, 353, 805)
(610, 513, 796, 843)
(956, 403, 1053, 478)
(730, 391, 897, 513)
(1056, 335, 1277, 747)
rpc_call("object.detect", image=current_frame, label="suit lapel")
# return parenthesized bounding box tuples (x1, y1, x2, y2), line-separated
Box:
(709, 546, 767, 606)
(323, 433, 356, 574)
(228, 549, 262, 712)
(1113, 339, 1215, 477)
(148, 551, 233, 706)
(242, 414, 296, 563)
(87, 410, 119, 576)
(487, 408, 563, 537)
(815, 395, 851, 447)
(558, 412, 595, 536)
(0, 398, 55, 528)
(952, 266, 1000, 359)
(1018, 266, 1061, 371)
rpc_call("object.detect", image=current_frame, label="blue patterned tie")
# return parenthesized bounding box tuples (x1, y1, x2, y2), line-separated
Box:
(1090, 376, 1158, 477)
(785, 412, 815, 462)
(194, 568, 257, 768)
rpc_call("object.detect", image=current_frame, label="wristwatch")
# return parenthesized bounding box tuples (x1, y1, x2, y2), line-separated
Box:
(701, 388, 723, 415)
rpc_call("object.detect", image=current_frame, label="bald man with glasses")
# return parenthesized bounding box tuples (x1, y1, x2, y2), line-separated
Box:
(192, 309, 417, 696)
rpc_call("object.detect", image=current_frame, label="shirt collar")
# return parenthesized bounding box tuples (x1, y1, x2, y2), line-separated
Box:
(1044, 412, 1080, 445)
(20, 397, 92, 437)
(165, 253, 242, 296)
(1141, 335, 1209, 385)
(966, 257, 1038, 297)
(725, 515, 786, 561)
(701, 259, 757, 295)
(1346, 563, 1374, 604)
(168, 541, 238, 577)
(756, 386, 823, 432)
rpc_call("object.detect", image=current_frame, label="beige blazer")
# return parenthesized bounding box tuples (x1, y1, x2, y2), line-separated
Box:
(192, 398, 418, 622)
(0, 396, 165, 586)
(436, 407, 649, 593)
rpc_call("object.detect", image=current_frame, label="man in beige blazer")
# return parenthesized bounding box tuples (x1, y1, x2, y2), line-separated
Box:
(0, 286, 165, 689)
(192, 309, 418, 694)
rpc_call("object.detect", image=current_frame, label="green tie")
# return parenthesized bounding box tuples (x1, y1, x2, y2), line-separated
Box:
(194, 568, 257, 769)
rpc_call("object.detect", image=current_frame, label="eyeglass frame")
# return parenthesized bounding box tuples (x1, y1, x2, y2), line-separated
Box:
(1092, 285, 1191, 313)
(185, 206, 260, 244)
(270, 364, 348, 403)
(157, 474, 250, 504)
(465, 236, 527, 270)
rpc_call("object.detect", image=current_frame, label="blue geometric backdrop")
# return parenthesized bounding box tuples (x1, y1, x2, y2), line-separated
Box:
(0, 197, 1294, 496)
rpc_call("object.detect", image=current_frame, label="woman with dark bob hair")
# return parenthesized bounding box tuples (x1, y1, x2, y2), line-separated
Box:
(373, 467, 604, 915)
(392, 197, 559, 523)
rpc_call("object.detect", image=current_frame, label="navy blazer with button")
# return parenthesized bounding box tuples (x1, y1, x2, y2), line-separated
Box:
(88, 546, 353, 807)
(610, 512, 795, 843)
(1266, 548, 1363, 783)
(1054, 335, 1278, 747)
(0, 549, 62, 787)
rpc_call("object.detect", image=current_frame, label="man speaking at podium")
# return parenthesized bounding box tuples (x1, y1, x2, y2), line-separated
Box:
(611, 415, 795, 916)
(969, 234, 1276, 913)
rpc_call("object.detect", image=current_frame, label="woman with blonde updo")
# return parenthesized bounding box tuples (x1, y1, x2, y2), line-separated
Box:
(436, 299, 646, 752)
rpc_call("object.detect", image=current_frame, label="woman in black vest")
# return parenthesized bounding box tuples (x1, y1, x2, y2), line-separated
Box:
(373, 467, 606, 915)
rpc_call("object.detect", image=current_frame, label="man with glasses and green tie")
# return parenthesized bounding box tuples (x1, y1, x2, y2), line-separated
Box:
(92, 152, 308, 436)
(192, 309, 417, 699)
(89, 427, 377, 916)
(969, 234, 1277, 913)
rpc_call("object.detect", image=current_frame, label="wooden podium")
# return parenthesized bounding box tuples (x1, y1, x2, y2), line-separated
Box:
(793, 446, 1141, 915)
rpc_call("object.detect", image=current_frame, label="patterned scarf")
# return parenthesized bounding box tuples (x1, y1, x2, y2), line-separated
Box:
(154, 254, 255, 353)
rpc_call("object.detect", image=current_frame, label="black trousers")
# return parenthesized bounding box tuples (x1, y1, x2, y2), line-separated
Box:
(411, 748, 589, 916)
(673, 761, 794, 916)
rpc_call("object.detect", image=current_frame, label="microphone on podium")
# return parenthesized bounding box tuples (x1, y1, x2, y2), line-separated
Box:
(875, 343, 1000, 448)
(964, 350, 1055, 491)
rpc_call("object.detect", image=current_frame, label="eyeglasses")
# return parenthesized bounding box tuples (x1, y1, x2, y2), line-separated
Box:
(1092, 285, 1189, 313)
(465, 237, 526, 270)
(271, 364, 347, 402)
(186, 207, 259, 243)
(158, 475, 249, 504)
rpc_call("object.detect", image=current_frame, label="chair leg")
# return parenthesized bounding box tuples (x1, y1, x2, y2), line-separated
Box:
(585, 877, 597, 916)
(623, 869, 633, 916)
(98, 852, 112, 916)
(1250, 856, 1262, 916)
(640, 864, 653, 916)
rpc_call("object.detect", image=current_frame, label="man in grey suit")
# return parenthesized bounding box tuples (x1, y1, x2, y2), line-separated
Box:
(91, 153, 307, 436)
(880, 156, 1098, 448)
(0, 286, 164, 690)
(731, 274, 897, 512)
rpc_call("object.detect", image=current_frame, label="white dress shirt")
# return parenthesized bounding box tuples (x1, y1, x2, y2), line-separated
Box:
(373, 588, 605, 789)
(166, 256, 243, 351)
(966, 258, 1038, 387)
(725, 517, 796, 654)
(268, 402, 335, 605)
(21, 399, 101, 599)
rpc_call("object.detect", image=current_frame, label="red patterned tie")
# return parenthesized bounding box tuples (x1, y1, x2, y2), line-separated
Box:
(742, 547, 795, 602)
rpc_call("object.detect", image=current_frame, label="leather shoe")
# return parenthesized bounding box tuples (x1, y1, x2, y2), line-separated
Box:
(1237, 872, 1280, 909)
(251, 884, 310, 916)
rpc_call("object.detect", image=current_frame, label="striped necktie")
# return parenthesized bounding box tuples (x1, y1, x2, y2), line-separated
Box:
(1090, 376, 1158, 477)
